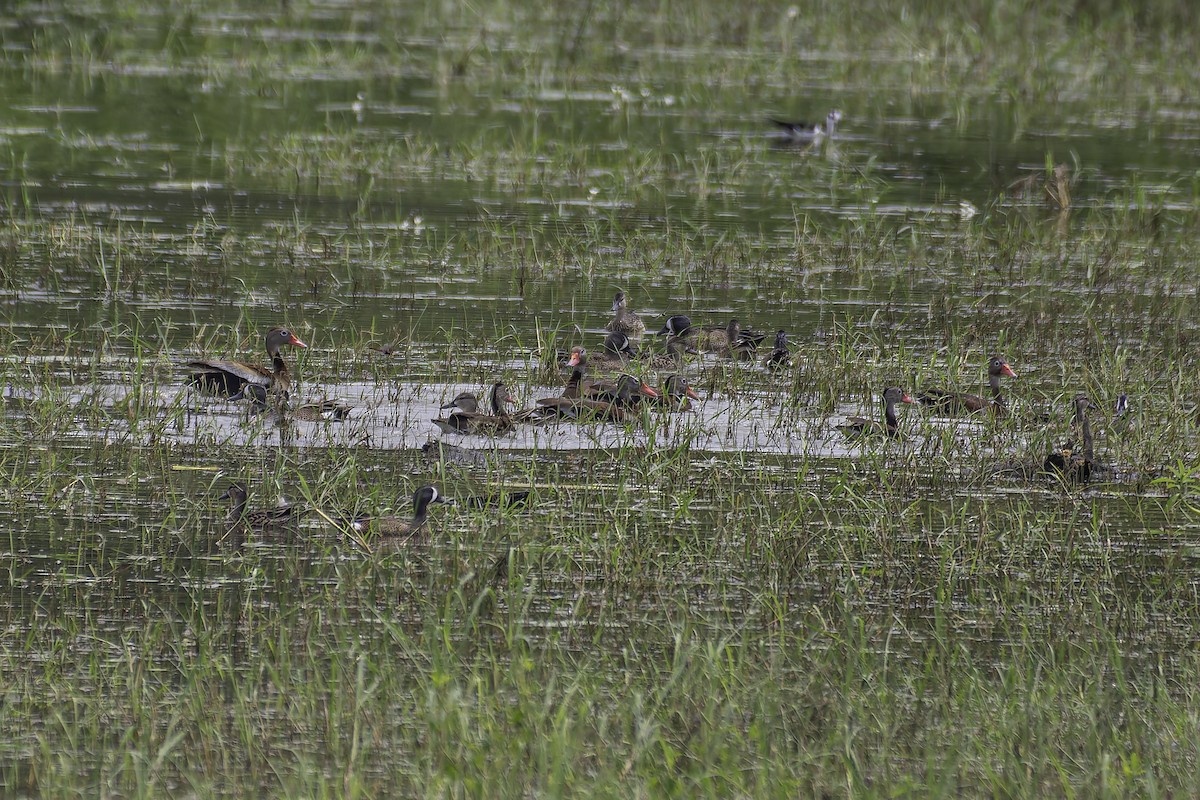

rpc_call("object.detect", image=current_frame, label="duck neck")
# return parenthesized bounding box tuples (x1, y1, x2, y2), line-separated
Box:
(989, 372, 1003, 402)
(565, 366, 584, 396)
(490, 386, 508, 417)
(1080, 405, 1093, 462)
(884, 399, 900, 434)
(228, 494, 248, 522)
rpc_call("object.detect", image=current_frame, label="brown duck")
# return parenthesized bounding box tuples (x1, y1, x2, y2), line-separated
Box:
(918, 356, 1017, 414)
(187, 326, 308, 396)
(231, 383, 351, 422)
(220, 482, 302, 530)
(641, 335, 698, 369)
(432, 382, 517, 435)
(655, 374, 702, 411)
(836, 387, 914, 439)
(590, 331, 638, 371)
(604, 291, 645, 337)
(1043, 394, 1096, 482)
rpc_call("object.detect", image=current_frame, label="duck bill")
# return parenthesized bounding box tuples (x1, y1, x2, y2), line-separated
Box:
(567, 352, 582, 367)
(287, 333, 309, 348)
(503, 394, 517, 405)
(685, 386, 701, 401)
(1001, 363, 1017, 378)
(900, 393, 915, 404)
(638, 382, 659, 399)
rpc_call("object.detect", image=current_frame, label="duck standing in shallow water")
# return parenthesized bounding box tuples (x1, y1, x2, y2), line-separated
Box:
(186, 326, 308, 397)
(836, 387, 915, 439)
(604, 291, 645, 338)
(641, 335, 698, 370)
(918, 356, 1017, 415)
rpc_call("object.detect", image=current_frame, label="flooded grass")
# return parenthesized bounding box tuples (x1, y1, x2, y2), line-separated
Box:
(3, 0, 1200, 796)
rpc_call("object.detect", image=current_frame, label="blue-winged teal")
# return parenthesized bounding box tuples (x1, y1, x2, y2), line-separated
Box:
(591, 331, 638, 370)
(353, 485, 452, 539)
(231, 383, 350, 422)
(642, 335, 697, 369)
(433, 381, 516, 435)
(219, 482, 302, 529)
(770, 110, 843, 143)
(604, 291, 645, 337)
(656, 314, 693, 337)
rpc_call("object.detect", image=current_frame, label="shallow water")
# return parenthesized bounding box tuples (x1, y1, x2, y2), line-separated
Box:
(2, 1, 1200, 791)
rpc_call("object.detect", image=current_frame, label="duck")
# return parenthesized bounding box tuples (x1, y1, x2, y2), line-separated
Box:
(219, 482, 302, 530)
(763, 330, 791, 370)
(656, 314, 694, 337)
(230, 383, 351, 422)
(770, 110, 843, 144)
(437, 391, 479, 414)
(604, 291, 645, 338)
(836, 387, 915, 439)
(584, 373, 660, 405)
(533, 372, 652, 422)
(590, 331, 638, 371)
(918, 356, 1017, 415)
(513, 348, 590, 422)
(698, 319, 764, 358)
(186, 326, 308, 397)
(432, 381, 516, 435)
(656, 374, 702, 411)
(641, 335, 698, 369)
(352, 485, 452, 541)
(1042, 394, 1096, 482)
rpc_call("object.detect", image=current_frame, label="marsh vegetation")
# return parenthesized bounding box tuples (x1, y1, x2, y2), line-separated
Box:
(2, 0, 1200, 795)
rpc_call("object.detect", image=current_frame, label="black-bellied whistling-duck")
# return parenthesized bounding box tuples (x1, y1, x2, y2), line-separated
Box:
(591, 331, 638, 370)
(604, 291, 645, 337)
(836, 387, 915, 439)
(584, 373, 659, 405)
(532, 372, 652, 423)
(187, 327, 308, 397)
(1043, 394, 1096, 482)
(918, 356, 1017, 415)
(513, 348, 589, 422)
(656, 374, 701, 411)
(763, 330, 791, 370)
(353, 485, 451, 540)
(770, 110, 843, 143)
(219, 482, 301, 530)
(433, 381, 516, 435)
